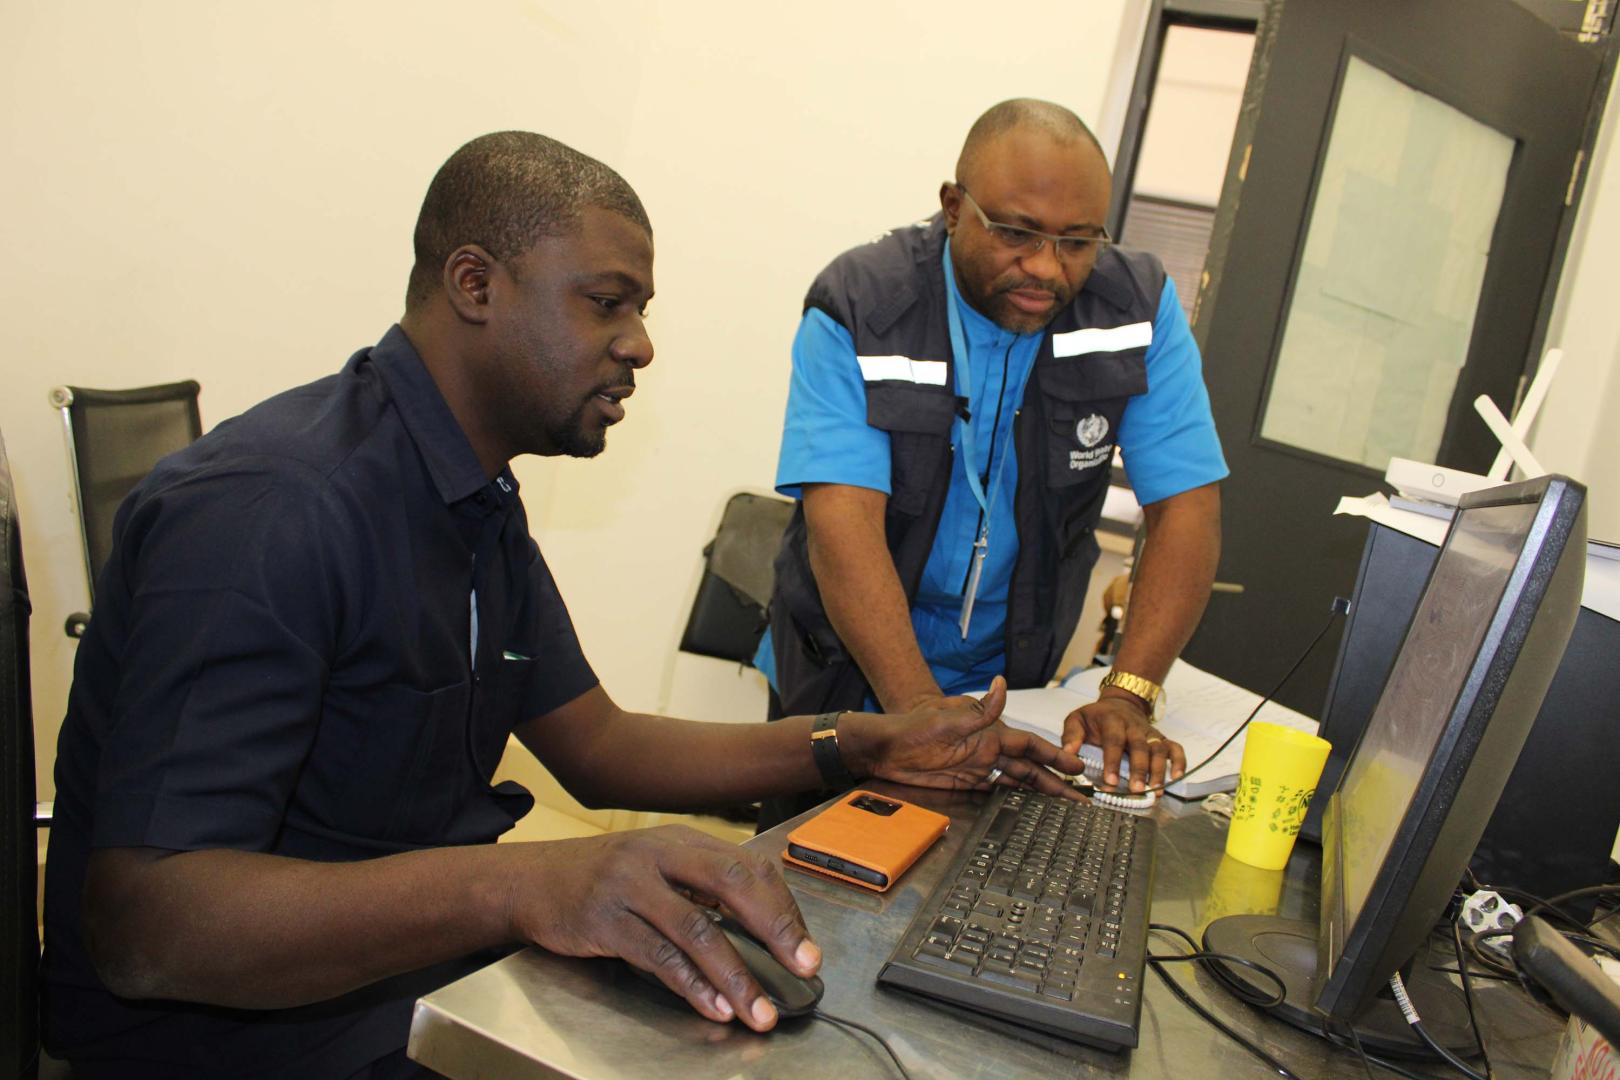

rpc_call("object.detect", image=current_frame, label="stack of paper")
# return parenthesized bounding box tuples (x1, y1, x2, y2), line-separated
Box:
(999, 660, 1320, 799)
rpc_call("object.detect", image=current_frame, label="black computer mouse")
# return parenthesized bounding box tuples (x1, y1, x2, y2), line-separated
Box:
(629, 912, 825, 1019)
(711, 913, 825, 1017)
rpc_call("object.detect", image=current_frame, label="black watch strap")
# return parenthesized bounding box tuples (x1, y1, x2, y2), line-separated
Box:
(810, 711, 856, 790)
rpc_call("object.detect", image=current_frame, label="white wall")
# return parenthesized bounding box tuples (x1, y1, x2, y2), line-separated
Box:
(1, 1, 1130, 799)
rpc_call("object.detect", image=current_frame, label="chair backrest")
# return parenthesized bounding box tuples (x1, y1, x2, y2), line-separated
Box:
(679, 492, 795, 664)
(0, 426, 39, 1078)
(51, 381, 201, 603)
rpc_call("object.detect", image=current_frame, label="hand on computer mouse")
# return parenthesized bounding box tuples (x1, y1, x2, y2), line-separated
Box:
(1064, 696, 1186, 792)
(503, 824, 822, 1031)
(632, 912, 825, 1019)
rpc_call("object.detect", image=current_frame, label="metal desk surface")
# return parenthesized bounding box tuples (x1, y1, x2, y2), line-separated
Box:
(409, 784, 1563, 1078)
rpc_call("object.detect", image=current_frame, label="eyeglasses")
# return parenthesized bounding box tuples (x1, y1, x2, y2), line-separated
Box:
(955, 185, 1112, 260)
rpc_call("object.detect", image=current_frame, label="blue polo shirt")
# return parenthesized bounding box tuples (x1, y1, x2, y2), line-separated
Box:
(757, 264, 1224, 701)
(43, 325, 599, 1079)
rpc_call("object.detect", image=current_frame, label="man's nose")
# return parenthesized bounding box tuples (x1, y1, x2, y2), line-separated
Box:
(613, 325, 654, 369)
(1018, 240, 1064, 281)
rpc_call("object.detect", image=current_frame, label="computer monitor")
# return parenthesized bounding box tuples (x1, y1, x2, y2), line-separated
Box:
(1204, 474, 1587, 1054)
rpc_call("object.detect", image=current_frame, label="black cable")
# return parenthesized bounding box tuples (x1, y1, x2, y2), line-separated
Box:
(1146, 925, 1303, 1079)
(1344, 1022, 1379, 1080)
(1526, 884, 1620, 922)
(1588, 905, 1620, 932)
(1451, 921, 1494, 1080)
(1156, 919, 1455, 1080)
(1409, 1021, 1486, 1080)
(1147, 959, 1304, 1080)
(1146, 924, 1287, 1007)
(1132, 601, 1345, 797)
(813, 1008, 912, 1080)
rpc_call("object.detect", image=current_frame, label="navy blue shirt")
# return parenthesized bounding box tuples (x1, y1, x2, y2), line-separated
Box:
(43, 325, 598, 1078)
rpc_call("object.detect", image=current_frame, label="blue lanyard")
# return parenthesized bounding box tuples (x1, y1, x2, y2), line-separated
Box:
(942, 241, 1031, 635)
(943, 242, 1024, 519)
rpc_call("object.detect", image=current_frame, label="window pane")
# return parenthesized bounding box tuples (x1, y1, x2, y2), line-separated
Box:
(1259, 56, 1514, 469)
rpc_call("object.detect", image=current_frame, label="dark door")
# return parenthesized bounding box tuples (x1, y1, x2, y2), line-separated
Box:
(1180, 0, 1609, 713)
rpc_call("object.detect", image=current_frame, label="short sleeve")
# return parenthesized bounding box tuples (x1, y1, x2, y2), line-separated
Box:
(88, 465, 351, 853)
(1116, 278, 1229, 505)
(773, 308, 892, 499)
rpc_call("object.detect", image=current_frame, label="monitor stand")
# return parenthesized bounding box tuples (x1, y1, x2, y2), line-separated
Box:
(1202, 915, 1477, 1057)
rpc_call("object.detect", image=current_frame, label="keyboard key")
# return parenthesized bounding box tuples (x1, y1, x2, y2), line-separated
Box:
(1041, 984, 1075, 1002)
(978, 968, 1041, 993)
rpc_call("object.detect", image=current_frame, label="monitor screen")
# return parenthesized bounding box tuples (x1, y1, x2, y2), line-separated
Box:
(1336, 500, 1536, 934)
(1314, 475, 1586, 1021)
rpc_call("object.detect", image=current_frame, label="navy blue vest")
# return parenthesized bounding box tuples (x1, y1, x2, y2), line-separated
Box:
(769, 214, 1165, 716)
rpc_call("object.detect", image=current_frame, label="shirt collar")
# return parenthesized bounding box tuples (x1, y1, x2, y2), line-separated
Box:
(368, 324, 517, 507)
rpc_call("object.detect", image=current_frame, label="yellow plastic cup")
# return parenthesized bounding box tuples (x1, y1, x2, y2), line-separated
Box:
(1224, 722, 1333, 870)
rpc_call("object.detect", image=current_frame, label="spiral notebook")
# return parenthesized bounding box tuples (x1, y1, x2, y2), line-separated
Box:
(998, 660, 1321, 799)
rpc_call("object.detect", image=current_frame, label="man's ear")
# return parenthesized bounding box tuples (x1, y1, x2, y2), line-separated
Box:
(939, 182, 961, 235)
(443, 245, 495, 325)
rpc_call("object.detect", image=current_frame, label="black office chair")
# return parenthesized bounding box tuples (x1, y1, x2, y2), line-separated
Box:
(49, 381, 201, 637)
(1, 427, 41, 1079)
(678, 491, 795, 664)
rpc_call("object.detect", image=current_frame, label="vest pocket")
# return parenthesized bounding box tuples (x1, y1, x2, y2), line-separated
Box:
(1034, 348, 1149, 401)
(865, 381, 955, 515)
(1036, 348, 1147, 489)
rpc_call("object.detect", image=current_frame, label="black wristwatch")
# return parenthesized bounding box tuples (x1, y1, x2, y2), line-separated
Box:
(810, 711, 856, 790)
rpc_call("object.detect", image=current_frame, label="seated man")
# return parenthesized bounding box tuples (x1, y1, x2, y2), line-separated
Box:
(758, 100, 1227, 830)
(42, 131, 1086, 1080)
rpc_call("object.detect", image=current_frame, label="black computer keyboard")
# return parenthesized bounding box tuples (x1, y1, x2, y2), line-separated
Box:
(877, 787, 1155, 1050)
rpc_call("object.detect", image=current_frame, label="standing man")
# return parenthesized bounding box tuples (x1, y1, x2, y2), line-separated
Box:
(42, 131, 1087, 1079)
(758, 100, 1226, 829)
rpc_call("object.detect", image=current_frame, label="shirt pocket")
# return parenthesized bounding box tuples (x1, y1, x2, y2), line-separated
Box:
(468, 653, 537, 782)
(1036, 349, 1148, 489)
(865, 381, 956, 515)
(340, 679, 471, 843)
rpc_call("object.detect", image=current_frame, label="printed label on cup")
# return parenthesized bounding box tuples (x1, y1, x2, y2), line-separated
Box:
(1225, 722, 1332, 871)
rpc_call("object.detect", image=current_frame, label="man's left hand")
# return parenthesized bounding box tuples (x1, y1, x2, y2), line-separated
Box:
(1062, 697, 1186, 793)
(843, 677, 1088, 800)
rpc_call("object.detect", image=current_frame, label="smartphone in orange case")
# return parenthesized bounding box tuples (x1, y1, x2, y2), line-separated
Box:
(782, 790, 950, 892)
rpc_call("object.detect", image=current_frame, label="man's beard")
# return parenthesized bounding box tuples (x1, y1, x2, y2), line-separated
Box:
(986, 275, 1072, 334)
(548, 398, 607, 458)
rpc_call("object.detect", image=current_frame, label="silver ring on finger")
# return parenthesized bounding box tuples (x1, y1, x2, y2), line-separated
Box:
(986, 766, 1003, 785)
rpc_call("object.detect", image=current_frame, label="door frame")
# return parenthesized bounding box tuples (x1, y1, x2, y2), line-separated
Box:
(1105, 0, 1265, 241)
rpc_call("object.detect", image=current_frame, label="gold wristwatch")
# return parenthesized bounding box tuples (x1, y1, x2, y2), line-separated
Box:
(1098, 669, 1165, 721)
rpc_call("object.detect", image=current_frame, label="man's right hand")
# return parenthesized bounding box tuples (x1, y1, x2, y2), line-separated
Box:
(506, 825, 819, 1030)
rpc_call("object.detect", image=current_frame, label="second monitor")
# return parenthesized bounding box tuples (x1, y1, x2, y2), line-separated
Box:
(1204, 474, 1587, 1054)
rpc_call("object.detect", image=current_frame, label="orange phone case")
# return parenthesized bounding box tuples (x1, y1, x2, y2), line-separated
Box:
(781, 790, 950, 892)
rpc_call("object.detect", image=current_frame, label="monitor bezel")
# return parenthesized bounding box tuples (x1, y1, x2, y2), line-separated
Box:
(1314, 474, 1586, 1021)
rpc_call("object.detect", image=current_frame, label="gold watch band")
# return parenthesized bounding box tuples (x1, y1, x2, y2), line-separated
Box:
(1099, 669, 1164, 716)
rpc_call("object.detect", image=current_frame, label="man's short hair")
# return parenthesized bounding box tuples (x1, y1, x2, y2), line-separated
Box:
(405, 131, 651, 309)
(955, 99, 1104, 185)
